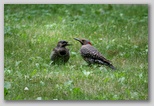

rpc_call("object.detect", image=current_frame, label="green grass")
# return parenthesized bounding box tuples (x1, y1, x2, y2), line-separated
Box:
(4, 4, 148, 100)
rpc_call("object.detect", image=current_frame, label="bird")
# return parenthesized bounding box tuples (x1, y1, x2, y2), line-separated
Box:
(50, 40, 71, 64)
(74, 38, 116, 70)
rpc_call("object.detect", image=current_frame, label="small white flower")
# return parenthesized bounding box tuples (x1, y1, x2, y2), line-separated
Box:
(83, 70, 91, 77)
(36, 97, 42, 100)
(24, 87, 29, 91)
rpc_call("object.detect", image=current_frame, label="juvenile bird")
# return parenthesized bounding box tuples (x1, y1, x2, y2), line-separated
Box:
(50, 40, 71, 64)
(74, 38, 116, 70)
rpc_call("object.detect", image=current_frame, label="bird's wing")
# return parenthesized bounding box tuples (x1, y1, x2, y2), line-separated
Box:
(50, 48, 58, 60)
(81, 45, 111, 63)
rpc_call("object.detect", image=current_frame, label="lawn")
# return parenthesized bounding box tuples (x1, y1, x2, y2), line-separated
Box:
(4, 4, 148, 100)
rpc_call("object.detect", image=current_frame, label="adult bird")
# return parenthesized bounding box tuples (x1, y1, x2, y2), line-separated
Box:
(74, 38, 116, 70)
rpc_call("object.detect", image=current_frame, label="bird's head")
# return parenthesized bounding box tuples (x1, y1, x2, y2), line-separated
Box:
(74, 38, 92, 45)
(57, 40, 71, 47)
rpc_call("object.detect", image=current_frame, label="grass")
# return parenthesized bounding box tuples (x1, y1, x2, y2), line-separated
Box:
(4, 4, 148, 100)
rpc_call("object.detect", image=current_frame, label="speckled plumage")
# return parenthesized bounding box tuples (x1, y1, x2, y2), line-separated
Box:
(74, 38, 116, 70)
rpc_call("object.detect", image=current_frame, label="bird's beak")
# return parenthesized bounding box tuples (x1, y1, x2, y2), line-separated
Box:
(65, 41, 72, 46)
(74, 38, 82, 44)
(66, 43, 72, 46)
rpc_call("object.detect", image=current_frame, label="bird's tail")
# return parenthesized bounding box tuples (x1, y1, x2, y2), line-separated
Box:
(95, 59, 116, 70)
(109, 64, 116, 70)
